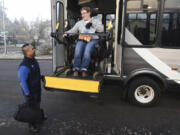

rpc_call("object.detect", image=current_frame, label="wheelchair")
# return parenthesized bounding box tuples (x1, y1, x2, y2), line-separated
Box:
(51, 32, 113, 80)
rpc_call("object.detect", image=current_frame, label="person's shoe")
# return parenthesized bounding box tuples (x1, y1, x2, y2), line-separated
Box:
(29, 124, 39, 133)
(73, 71, 79, 77)
(82, 72, 88, 78)
(40, 109, 48, 122)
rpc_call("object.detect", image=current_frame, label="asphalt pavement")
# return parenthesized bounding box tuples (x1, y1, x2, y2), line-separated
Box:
(0, 60, 180, 135)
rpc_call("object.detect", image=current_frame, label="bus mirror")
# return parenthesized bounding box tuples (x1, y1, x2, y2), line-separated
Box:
(91, 8, 99, 17)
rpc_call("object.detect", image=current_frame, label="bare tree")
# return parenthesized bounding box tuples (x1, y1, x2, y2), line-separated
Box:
(30, 17, 51, 42)
(1, 2, 51, 46)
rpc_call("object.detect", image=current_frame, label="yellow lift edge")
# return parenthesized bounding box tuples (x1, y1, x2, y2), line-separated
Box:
(45, 76, 100, 93)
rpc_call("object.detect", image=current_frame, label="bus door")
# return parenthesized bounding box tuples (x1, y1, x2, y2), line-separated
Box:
(51, 0, 65, 72)
(121, 0, 161, 76)
(112, 0, 126, 75)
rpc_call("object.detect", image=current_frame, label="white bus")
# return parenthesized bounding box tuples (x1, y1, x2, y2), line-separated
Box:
(45, 0, 180, 107)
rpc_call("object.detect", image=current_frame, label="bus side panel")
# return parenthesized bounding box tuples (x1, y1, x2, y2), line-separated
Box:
(122, 47, 159, 76)
(122, 47, 180, 87)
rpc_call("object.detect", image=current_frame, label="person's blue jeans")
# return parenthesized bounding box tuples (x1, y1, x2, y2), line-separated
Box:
(73, 39, 99, 72)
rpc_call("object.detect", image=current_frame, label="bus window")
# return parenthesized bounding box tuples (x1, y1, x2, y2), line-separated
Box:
(129, 14, 136, 19)
(150, 13, 157, 43)
(106, 14, 115, 31)
(161, 0, 180, 48)
(162, 14, 170, 31)
(106, 14, 116, 43)
(127, 13, 137, 32)
(172, 13, 178, 30)
(56, 2, 60, 23)
(137, 13, 147, 20)
(127, 13, 147, 41)
(125, 0, 158, 46)
(56, 2, 64, 32)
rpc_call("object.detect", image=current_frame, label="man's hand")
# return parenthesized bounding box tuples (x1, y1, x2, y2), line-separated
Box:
(86, 22, 92, 29)
(63, 34, 68, 37)
(26, 94, 31, 97)
(26, 94, 34, 104)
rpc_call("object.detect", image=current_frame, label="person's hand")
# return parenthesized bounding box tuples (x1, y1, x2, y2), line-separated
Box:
(26, 94, 31, 97)
(63, 34, 68, 37)
(26, 94, 34, 104)
(86, 22, 92, 29)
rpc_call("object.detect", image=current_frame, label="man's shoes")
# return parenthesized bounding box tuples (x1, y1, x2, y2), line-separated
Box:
(40, 115, 48, 124)
(29, 124, 40, 133)
(40, 109, 48, 122)
(73, 71, 79, 77)
(82, 72, 88, 78)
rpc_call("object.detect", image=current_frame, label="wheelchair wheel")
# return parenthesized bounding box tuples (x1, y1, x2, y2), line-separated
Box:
(93, 72, 103, 80)
(64, 68, 72, 76)
(99, 60, 105, 73)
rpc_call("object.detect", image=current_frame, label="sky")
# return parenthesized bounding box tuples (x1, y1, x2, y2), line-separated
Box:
(5, 0, 51, 22)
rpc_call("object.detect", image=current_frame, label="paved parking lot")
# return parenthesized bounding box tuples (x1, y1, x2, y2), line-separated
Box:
(0, 60, 180, 135)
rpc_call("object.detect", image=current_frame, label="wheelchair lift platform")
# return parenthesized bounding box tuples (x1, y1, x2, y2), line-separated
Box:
(44, 76, 100, 93)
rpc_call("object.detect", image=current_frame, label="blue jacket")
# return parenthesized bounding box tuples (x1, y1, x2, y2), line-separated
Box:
(18, 57, 41, 95)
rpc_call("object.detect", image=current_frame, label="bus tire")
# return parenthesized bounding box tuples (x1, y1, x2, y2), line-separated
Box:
(128, 77, 161, 107)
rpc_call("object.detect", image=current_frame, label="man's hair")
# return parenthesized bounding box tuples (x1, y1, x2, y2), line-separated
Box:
(22, 43, 30, 55)
(81, 7, 91, 13)
(22, 43, 30, 49)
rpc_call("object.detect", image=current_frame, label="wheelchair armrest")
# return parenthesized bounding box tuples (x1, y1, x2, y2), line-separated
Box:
(65, 35, 78, 44)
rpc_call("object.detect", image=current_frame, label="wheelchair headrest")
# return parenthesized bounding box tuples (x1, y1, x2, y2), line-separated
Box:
(91, 8, 99, 17)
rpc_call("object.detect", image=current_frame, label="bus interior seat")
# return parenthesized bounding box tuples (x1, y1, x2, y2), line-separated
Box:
(162, 27, 180, 47)
(134, 27, 149, 44)
(162, 29, 170, 46)
(162, 29, 179, 47)
(172, 29, 180, 47)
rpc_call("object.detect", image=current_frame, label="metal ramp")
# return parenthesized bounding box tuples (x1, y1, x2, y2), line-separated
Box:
(44, 76, 100, 93)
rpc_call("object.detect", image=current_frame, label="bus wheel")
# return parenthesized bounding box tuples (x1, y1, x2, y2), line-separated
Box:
(128, 77, 161, 107)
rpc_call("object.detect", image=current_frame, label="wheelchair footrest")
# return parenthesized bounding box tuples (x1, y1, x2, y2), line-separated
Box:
(44, 76, 100, 93)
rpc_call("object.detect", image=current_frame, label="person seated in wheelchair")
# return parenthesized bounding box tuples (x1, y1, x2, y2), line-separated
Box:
(64, 7, 104, 77)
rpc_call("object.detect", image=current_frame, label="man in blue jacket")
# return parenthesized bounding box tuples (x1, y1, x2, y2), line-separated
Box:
(18, 43, 45, 133)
